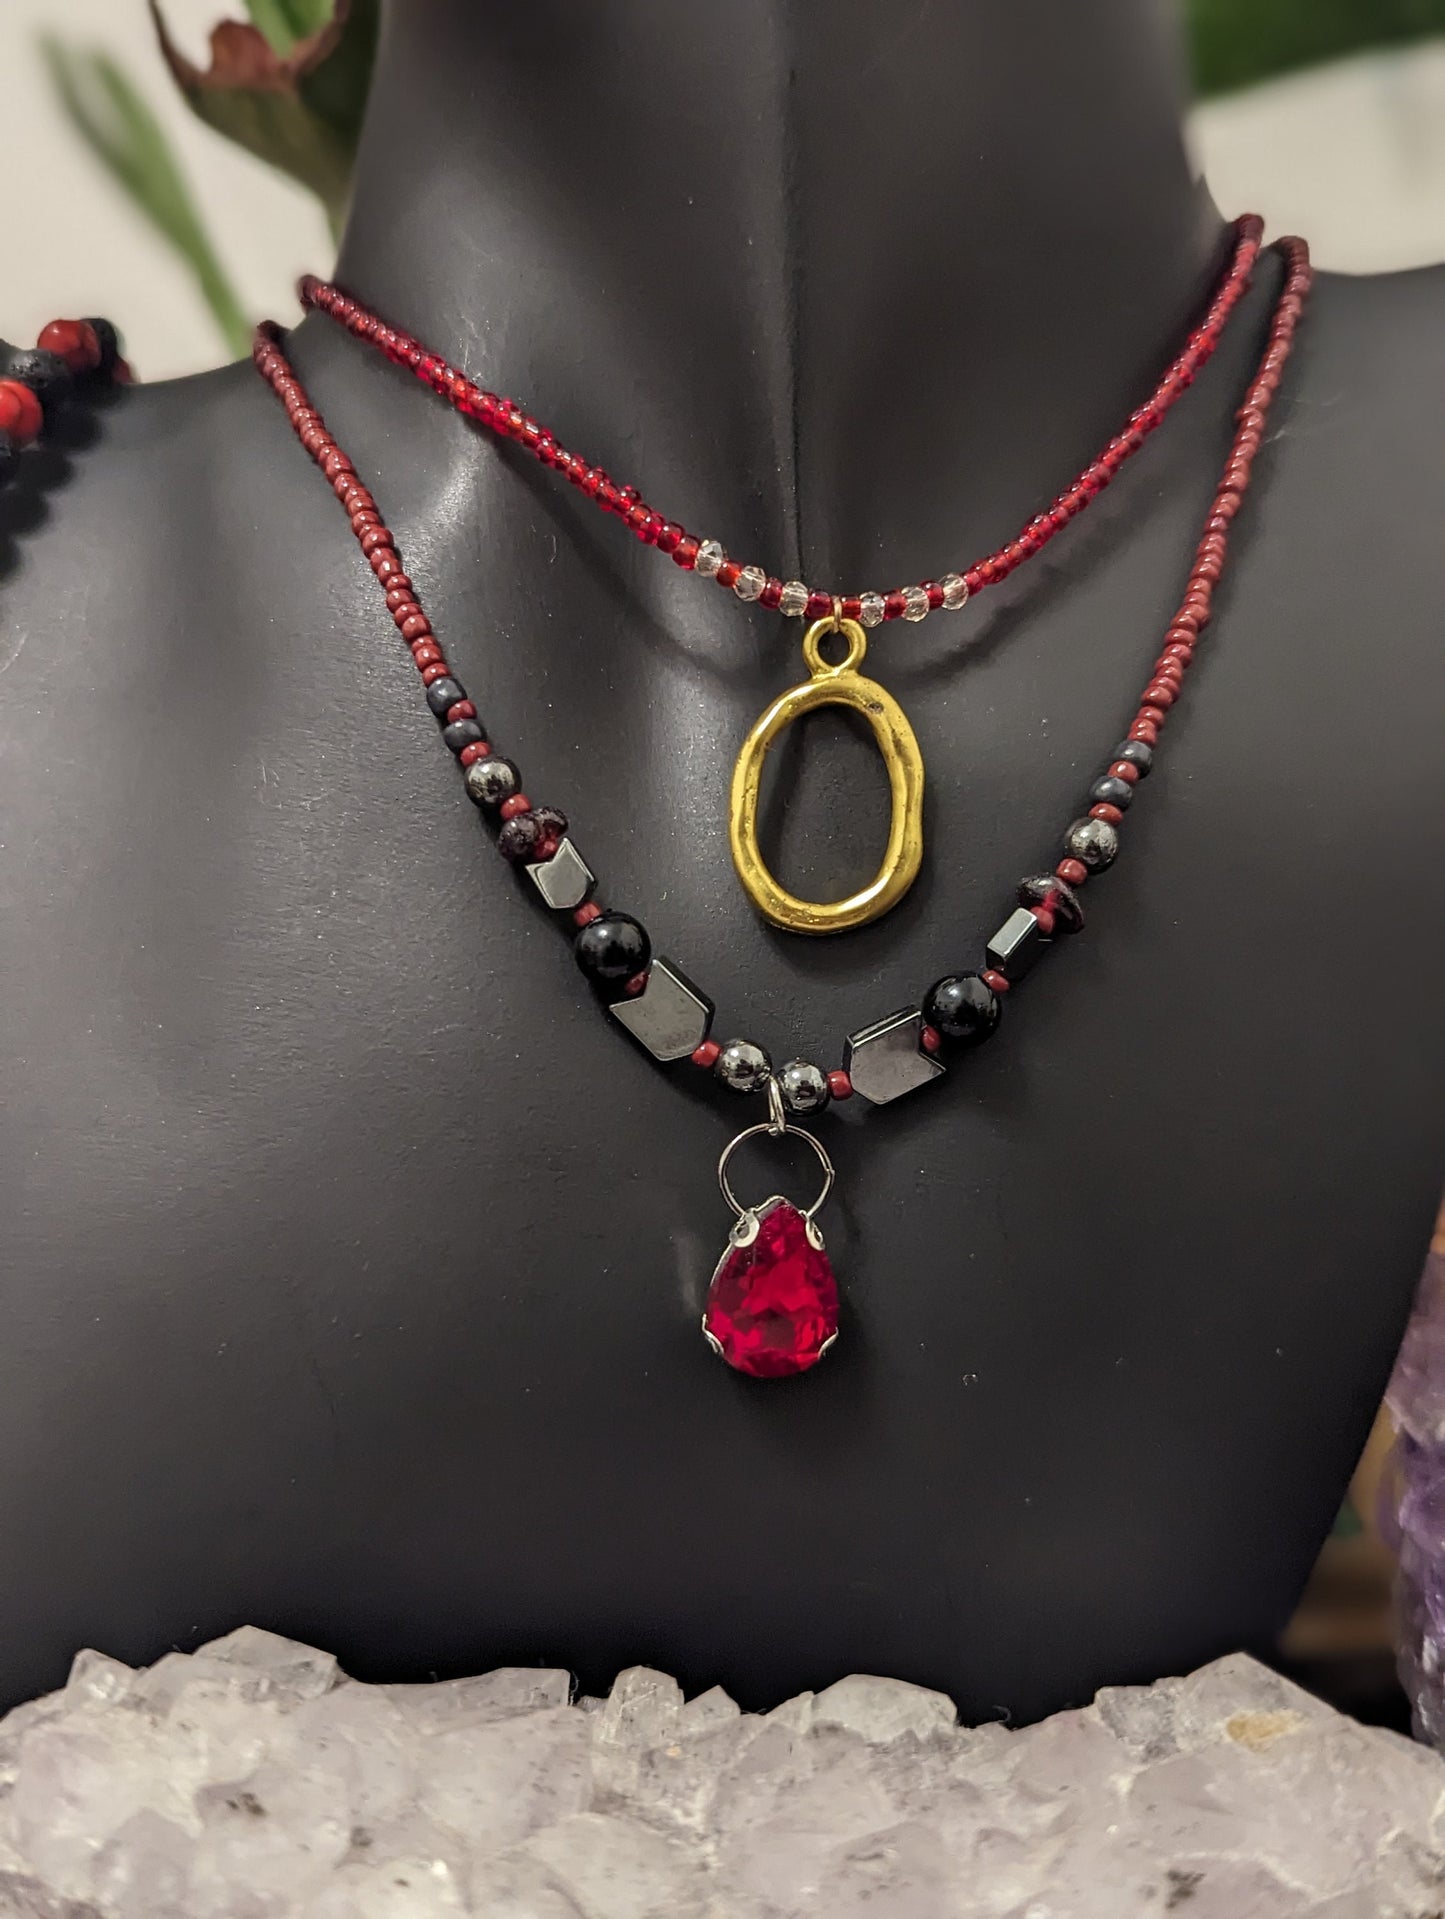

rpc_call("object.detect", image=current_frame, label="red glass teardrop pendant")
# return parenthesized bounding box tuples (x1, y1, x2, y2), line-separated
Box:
(703, 1198, 839, 1378)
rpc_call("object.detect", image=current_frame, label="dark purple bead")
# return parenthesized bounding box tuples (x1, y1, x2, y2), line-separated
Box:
(82, 318, 121, 378)
(1017, 873, 1084, 934)
(1090, 775, 1134, 811)
(425, 676, 465, 717)
(1114, 739, 1153, 777)
(442, 717, 485, 754)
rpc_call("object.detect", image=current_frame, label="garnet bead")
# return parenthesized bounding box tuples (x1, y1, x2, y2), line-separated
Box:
(574, 911, 651, 985)
(1018, 873, 1084, 933)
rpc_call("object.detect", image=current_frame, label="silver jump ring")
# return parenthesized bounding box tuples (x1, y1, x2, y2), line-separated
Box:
(766, 1074, 787, 1136)
(717, 1119, 835, 1222)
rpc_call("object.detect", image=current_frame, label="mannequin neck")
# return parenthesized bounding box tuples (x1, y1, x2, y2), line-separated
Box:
(331, 0, 1228, 577)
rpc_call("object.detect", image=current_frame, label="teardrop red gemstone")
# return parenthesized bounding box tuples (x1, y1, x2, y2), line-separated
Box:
(704, 1199, 839, 1378)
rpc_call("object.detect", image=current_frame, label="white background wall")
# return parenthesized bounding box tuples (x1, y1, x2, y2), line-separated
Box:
(6, 1, 1445, 381)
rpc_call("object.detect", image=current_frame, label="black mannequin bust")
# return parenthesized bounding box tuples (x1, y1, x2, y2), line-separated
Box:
(2, 0, 1442, 1724)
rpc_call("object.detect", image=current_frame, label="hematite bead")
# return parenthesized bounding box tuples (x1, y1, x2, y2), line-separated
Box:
(463, 755, 519, 808)
(442, 717, 484, 754)
(923, 974, 1001, 1046)
(1064, 816, 1120, 871)
(1114, 739, 1153, 777)
(714, 1039, 771, 1094)
(1017, 873, 1084, 933)
(779, 1059, 830, 1114)
(574, 911, 651, 985)
(1089, 775, 1134, 811)
(425, 675, 465, 716)
(986, 906, 1048, 981)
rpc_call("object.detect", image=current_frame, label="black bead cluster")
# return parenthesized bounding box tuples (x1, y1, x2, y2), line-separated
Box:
(0, 319, 121, 496)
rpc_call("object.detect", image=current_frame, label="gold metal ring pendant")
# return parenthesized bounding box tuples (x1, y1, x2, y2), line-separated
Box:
(728, 615, 926, 935)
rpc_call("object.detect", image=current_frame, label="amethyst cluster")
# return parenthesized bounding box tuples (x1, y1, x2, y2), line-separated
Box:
(1387, 1225, 1445, 1743)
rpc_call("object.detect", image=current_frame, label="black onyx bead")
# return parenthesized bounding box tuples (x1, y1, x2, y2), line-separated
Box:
(923, 973, 1002, 1046)
(575, 911, 651, 985)
(0, 430, 15, 490)
(425, 675, 465, 717)
(1017, 873, 1084, 934)
(1114, 739, 1153, 777)
(1063, 816, 1120, 871)
(4, 347, 72, 420)
(442, 717, 484, 754)
(463, 755, 519, 808)
(83, 318, 121, 377)
(1089, 775, 1133, 811)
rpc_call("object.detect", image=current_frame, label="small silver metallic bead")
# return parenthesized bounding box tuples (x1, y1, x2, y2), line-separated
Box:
(901, 585, 930, 623)
(694, 539, 726, 578)
(733, 565, 767, 603)
(778, 1059, 830, 1115)
(714, 1039, 772, 1094)
(463, 755, 520, 808)
(779, 580, 810, 618)
(939, 572, 969, 611)
(1063, 816, 1120, 871)
(858, 592, 886, 628)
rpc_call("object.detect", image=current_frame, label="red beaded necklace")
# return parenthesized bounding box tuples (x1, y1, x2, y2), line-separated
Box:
(300, 215, 1264, 632)
(254, 225, 1312, 1380)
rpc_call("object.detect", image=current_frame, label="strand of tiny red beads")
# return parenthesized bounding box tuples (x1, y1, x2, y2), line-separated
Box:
(298, 216, 1265, 632)
(251, 233, 1311, 1110)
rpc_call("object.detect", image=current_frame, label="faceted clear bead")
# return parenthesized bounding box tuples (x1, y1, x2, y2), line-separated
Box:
(779, 580, 810, 618)
(733, 565, 767, 603)
(901, 585, 930, 623)
(939, 572, 970, 610)
(694, 539, 725, 578)
(858, 592, 886, 628)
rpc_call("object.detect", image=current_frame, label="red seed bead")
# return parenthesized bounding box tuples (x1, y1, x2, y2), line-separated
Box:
(826, 1070, 853, 1102)
(1138, 704, 1169, 728)
(459, 741, 491, 766)
(1028, 905, 1056, 937)
(37, 318, 101, 373)
(1056, 859, 1090, 886)
(411, 644, 443, 669)
(574, 902, 604, 928)
(499, 795, 532, 821)
(624, 971, 650, 997)
(692, 1039, 722, 1070)
(1090, 803, 1125, 825)
(420, 662, 451, 686)
(674, 537, 700, 569)
(920, 1024, 942, 1055)
(1142, 683, 1176, 709)
(445, 701, 477, 724)
(981, 970, 1011, 995)
(0, 380, 43, 446)
(1129, 720, 1160, 745)
(717, 561, 741, 589)
(1108, 761, 1140, 783)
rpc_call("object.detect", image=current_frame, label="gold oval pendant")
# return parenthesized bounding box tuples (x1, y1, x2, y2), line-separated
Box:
(729, 616, 925, 935)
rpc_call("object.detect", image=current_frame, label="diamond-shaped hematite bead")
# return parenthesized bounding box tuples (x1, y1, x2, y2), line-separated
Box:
(609, 958, 714, 1062)
(525, 836, 595, 910)
(843, 1007, 945, 1105)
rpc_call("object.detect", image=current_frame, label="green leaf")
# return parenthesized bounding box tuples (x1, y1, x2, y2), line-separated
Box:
(39, 36, 251, 361)
(153, 0, 378, 240)
(1187, 0, 1445, 95)
(243, 0, 335, 59)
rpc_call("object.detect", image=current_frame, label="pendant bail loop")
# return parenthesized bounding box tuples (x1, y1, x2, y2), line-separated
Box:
(765, 1074, 787, 1136)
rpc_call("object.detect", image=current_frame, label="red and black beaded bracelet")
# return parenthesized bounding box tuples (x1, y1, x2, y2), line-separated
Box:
(252, 230, 1310, 1116)
(0, 318, 128, 488)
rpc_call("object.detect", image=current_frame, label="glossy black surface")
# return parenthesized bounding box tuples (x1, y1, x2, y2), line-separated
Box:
(1, 0, 1442, 1722)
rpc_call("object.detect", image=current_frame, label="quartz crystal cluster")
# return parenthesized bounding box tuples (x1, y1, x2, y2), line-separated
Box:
(1388, 1222, 1445, 1746)
(0, 1627, 1441, 1917)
